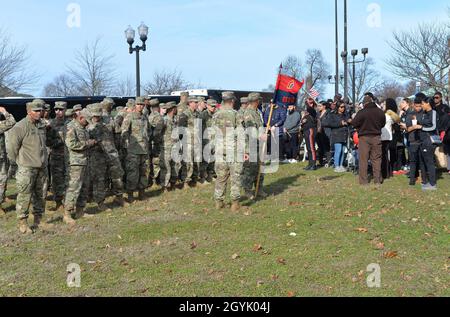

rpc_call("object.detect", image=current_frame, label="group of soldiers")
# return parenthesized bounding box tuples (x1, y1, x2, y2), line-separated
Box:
(0, 91, 269, 234)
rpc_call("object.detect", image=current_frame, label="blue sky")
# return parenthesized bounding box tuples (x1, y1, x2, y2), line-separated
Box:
(2, 0, 449, 97)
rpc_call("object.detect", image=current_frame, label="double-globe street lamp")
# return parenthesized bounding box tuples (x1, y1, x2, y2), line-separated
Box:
(125, 22, 149, 97)
(341, 48, 368, 106)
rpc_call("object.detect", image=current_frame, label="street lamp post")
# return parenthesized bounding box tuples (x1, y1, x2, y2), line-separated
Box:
(447, 36, 450, 104)
(343, 0, 348, 100)
(334, 0, 339, 96)
(125, 22, 149, 97)
(341, 48, 369, 106)
(328, 75, 344, 86)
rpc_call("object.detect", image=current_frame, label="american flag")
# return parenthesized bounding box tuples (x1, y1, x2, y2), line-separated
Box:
(309, 87, 320, 99)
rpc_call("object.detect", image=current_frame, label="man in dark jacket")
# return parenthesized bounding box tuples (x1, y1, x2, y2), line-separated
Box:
(264, 102, 286, 160)
(350, 95, 386, 185)
(283, 105, 301, 162)
(301, 98, 318, 170)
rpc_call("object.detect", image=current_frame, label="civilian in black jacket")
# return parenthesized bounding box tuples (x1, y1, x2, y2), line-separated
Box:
(283, 105, 301, 162)
(405, 100, 424, 186)
(328, 103, 350, 172)
(301, 98, 318, 170)
(316, 101, 332, 167)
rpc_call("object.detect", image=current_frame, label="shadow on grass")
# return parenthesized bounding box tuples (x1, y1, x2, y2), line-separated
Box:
(242, 173, 304, 207)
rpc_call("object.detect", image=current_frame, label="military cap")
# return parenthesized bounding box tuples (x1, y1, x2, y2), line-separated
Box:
(65, 109, 74, 117)
(26, 99, 45, 112)
(180, 91, 190, 97)
(90, 105, 103, 117)
(126, 99, 136, 109)
(73, 104, 83, 111)
(240, 97, 249, 104)
(102, 97, 115, 106)
(188, 96, 199, 103)
(222, 91, 236, 101)
(79, 108, 91, 118)
(248, 93, 262, 103)
(206, 99, 218, 107)
(55, 101, 67, 110)
(162, 102, 177, 110)
(44, 104, 51, 111)
(149, 99, 160, 107)
(159, 103, 166, 108)
(198, 97, 206, 103)
(116, 106, 124, 112)
(136, 97, 146, 105)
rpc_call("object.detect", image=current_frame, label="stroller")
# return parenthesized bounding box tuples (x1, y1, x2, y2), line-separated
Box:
(344, 128, 359, 174)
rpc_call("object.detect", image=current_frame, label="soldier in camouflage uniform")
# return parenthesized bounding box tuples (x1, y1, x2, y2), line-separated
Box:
(237, 97, 249, 127)
(178, 96, 201, 189)
(159, 102, 179, 192)
(242, 93, 268, 200)
(0, 106, 16, 214)
(7, 100, 48, 234)
(64, 109, 97, 224)
(42, 103, 52, 201)
(176, 92, 189, 181)
(199, 99, 217, 184)
(148, 99, 164, 188)
(47, 101, 68, 211)
(114, 105, 127, 173)
(121, 97, 149, 202)
(213, 92, 243, 212)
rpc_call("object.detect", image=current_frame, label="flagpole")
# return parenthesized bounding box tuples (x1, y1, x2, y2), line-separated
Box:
(255, 64, 282, 198)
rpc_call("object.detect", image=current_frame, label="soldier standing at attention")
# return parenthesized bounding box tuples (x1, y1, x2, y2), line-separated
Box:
(178, 96, 200, 189)
(213, 92, 243, 212)
(121, 97, 149, 202)
(0, 106, 16, 214)
(47, 101, 68, 211)
(159, 102, 179, 193)
(64, 109, 97, 224)
(177, 91, 189, 114)
(148, 98, 164, 188)
(237, 97, 249, 127)
(242, 93, 268, 200)
(199, 99, 218, 184)
(7, 100, 48, 234)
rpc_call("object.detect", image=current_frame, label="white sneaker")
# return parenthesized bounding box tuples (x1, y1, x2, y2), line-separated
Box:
(290, 159, 298, 164)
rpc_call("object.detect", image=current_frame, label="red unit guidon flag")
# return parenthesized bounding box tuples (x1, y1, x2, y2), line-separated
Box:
(273, 74, 305, 107)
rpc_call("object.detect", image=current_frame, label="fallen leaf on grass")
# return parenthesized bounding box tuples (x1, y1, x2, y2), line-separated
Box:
(287, 291, 295, 297)
(289, 232, 297, 237)
(383, 251, 398, 259)
(271, 274, 279, 281)
(153, 240, 161, 246)
(117, 235, 122, 240)
(256, 280, 264, 287)
(277, 258, 287, 265)
(146, 207, 158, 212)
(231, 253, 240, 260)
(355, 228, 368, 233)
(120, 259, 129, 266)
(253, 244, 263, 252)
(286, 220, 295, 228)
(375, 242, 385, 250)
(190, 241, 198, 250)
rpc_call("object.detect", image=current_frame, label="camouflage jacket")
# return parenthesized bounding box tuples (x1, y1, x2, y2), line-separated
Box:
(47, 117, 67, 155)
(212, 107, 240, 159)
(7, 117, 48, 168)
(148, 111, 164, 156)
(65, 120, 93, 166)
(0, 112, 16, 159)
(242, 108, 264, 154)
(161, 115, 179, 149)
(121, 112, 149, 155)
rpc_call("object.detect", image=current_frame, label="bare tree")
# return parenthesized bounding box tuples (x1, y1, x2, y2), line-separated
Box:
(143, 69, 191, 95)
(0, 28, 39, 96)
(111, 76, 136, 96)
(342, 57, 380, 103)
(374, 79, 412, 100)
(42, 74, 79, 97)
(67, 37, 115, 96)
(281, 55, 303, 79)
(386, 22, 450, 96)
(304, 49, 330, 94)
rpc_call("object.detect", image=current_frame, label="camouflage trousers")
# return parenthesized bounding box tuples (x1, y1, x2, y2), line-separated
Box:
(199, 160, 215, 181)
(242, 161, 264, 193)
(65, 165, 90, 211)
(106, 157, 125, 196)
(90, 152, 107, 204)
(181, 143, 199, 183)
(214, 160, 242, 202)
(125, 153, 148, 192)
(15, 166, 48, 219)
(149, 155, 161, 186)
(159, 148, 178, 188)
(0, 159, 9, 203)
(50, 153, 66, 202)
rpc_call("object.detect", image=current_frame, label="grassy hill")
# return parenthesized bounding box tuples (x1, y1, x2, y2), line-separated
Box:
(0, 163, 448, 297)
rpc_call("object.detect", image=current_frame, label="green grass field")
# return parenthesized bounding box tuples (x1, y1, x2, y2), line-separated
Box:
(0, 163, 449, 297)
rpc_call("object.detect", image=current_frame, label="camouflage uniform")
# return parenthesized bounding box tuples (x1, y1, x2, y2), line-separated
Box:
(159, 102, 179, 189)
(0, 110, 16, 206)
(64, 112, 95, 214)
(148, 100, 164, 187)
(121, 101, 149, 195)
(176, 92, 189, 180)
(178, 98, 201, 185)
(114, 107, 127, 172)
(7, 100, 48, 222)
(242, 94, 265, 195)
(47, 102, 68, 206)
(213, 93, 243, 204)
(199, 102, 216, 183)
